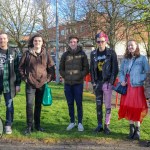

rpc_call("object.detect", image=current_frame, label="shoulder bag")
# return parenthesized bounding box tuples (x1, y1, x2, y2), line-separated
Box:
(113, 58, 136, 95)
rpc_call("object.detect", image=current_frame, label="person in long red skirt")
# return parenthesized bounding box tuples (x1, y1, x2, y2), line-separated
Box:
(118, 39, 149, 140)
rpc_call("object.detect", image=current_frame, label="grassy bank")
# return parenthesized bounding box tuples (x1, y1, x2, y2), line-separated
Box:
(0, 82, 150, 142)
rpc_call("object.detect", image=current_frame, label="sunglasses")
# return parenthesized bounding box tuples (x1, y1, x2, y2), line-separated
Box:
(97, 40, 105, 44)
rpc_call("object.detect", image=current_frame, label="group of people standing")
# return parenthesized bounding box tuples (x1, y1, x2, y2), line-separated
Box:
(0, 32, 149, 144)
(0, 33, 55, 135)
(59, 32, 150, 142)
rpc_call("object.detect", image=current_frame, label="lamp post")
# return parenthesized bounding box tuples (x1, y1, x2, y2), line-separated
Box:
(55, 0, 60, 83)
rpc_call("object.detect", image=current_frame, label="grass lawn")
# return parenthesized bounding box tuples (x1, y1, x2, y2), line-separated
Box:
(0, 82, 150, 143)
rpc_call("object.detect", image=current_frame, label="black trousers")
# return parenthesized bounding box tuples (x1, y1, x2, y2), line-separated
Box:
(25, 83, 44, 128)
(95, 81, 103, 125)
(94, 81, 112, 126)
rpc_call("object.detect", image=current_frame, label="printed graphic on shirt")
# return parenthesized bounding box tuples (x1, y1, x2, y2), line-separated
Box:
(97, 50, 106, 81)
(0, 53, 7, 71)
(97, 55, 106, 71)
(9, 54, 14, 64)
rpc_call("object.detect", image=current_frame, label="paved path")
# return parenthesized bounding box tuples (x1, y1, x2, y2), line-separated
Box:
(0, 139, 150, 150)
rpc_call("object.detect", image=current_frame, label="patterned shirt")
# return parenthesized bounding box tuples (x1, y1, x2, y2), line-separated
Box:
(97, 49, 107, 81)
(0, 49, 7, 78)
(3, 48, 21, 93)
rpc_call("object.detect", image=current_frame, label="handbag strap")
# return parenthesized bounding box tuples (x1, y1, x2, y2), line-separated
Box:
(125, 58, 136, 81)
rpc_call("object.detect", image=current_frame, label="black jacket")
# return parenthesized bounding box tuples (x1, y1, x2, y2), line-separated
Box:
(90, 47, 118, 85)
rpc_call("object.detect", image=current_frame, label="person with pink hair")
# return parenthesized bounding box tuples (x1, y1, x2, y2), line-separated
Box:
(90, 32, 118, 134)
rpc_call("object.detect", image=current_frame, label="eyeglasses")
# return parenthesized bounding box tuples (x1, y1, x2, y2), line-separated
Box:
(96, 41, 105, 44)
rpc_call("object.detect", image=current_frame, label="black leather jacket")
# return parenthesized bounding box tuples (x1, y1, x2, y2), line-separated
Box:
(90, 47, 118, 85)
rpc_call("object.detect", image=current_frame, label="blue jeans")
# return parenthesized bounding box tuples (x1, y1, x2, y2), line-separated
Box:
(0, 89, 14, 126)
(4, 92, 14, 126)
(64, 84, 83, 124)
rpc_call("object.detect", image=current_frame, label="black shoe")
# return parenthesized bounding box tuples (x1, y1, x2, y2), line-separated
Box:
(146, 141, 150, 147)
(104, 124, 110, 135)
(94, 125, 103, 132)
(127, 124, 135, 139)
(35, 126, 44, 132)
(24, 127, 32, 135)
(133, 127, 140, 140)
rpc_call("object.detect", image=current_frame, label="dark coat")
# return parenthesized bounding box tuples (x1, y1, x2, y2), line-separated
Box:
(2, 48, 21, 98)
(59, 46, 89, 85)
(90, 47, 118, 85)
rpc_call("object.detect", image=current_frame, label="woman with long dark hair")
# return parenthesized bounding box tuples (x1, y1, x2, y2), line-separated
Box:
(19, 34, 55, 135)
(118, 39, 149, 140)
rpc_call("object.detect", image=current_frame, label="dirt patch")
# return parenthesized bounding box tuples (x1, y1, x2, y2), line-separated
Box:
(0, 138, 149, 150)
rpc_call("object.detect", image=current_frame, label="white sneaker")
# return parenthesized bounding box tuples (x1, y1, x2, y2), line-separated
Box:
(66, 123, 76, 131)
(78, 123, 84, 131)
(5, 126, 12, 134)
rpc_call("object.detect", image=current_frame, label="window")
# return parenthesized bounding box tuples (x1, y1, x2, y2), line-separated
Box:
(66, 29, 68, 35)
(61, 30, 65, 36)
(80, 26, 84, 32)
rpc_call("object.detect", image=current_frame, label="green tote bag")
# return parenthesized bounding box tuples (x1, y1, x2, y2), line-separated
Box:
(42, 83, 52, 106)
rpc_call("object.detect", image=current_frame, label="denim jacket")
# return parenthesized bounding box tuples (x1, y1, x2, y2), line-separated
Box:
(119, 55, 149, 87)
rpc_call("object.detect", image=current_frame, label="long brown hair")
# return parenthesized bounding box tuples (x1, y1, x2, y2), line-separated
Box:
(124, 39, 140, 59)
(28, 34, 46, 49)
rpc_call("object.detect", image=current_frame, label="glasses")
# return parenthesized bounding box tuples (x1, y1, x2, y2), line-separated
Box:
(96, 41, 105, 44)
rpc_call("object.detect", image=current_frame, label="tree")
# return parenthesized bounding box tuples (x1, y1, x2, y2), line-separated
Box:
(58, 0, 85, 22)
(57, 0, 86, 39)
(0, 0, 37, 51)
(35, 0, 55, 49)
(80, 0, 131, 49)
(121, 0, 150, 59)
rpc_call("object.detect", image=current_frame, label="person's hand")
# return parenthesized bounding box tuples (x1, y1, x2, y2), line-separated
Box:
(93, 83, 96, 87)
(16, 86, 20, 93)
(121, 81, 127, 86)
(148, 99, 150, 106)
(93, 83, 96, 91)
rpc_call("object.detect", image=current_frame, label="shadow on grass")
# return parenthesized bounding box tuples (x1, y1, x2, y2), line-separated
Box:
(11, 120, 129, 141)
(2, 120, 149, 148)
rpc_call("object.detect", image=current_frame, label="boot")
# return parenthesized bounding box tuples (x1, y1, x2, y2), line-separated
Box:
(24, 126, 32, 135)
(127, 124, 135, 139)
(104, 124, 110, 135)
(133, 127, 140, 140)
(146, 141, 150, 147)
(94, 124, 103, 132)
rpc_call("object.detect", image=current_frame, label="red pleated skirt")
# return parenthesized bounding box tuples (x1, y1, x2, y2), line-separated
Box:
(118, 75, 148, 123)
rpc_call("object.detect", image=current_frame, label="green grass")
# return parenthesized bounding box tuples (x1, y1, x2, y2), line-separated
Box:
(0, 82, 150, 143)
